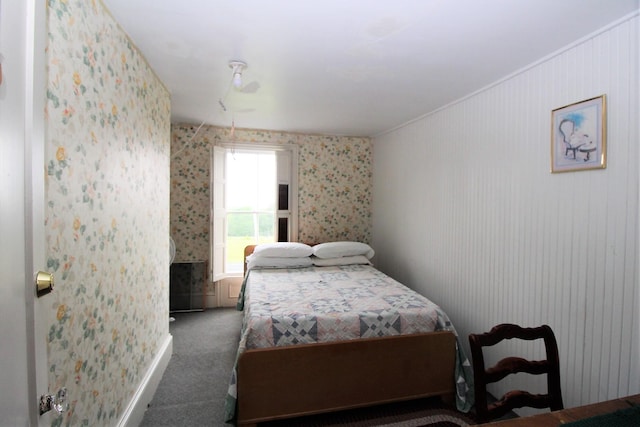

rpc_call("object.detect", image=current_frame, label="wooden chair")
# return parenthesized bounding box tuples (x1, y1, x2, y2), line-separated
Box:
(468, 324, 563, 423)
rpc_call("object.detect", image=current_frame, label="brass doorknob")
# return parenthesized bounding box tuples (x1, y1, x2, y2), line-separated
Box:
(36, 271, 54, 297)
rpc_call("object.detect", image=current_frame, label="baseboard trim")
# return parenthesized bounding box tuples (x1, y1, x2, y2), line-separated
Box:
(117, 333, 173, 427)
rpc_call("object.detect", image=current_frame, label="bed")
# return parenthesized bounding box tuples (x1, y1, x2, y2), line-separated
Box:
(224, 242, 473, 426)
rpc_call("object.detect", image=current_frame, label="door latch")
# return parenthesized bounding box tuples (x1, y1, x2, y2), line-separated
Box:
(39, 387, 68, 416)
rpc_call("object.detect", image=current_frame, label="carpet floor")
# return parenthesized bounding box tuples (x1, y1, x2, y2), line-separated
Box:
(140, 308, 243, 427)
(139, 309, 482, 426)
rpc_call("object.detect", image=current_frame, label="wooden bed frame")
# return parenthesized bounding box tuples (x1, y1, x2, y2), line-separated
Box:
(236, 245, 457, 426)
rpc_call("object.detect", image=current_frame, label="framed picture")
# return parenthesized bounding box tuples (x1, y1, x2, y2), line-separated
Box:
(551, 95, 606, 173)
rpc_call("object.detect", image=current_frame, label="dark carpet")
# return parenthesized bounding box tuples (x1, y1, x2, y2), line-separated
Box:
(139, 309, 479, 426)
(140, 308, 243, 427)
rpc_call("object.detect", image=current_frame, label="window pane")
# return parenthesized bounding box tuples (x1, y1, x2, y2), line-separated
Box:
(225, 237, 247, 273)
(226, 151, 275, 211)
(257, 153, 276, 211)
(226, 152, 254, 211)
(225, 211, 275, 273)
(226, 212, 255, 273)
(258, 213, 275, 237)
(227, 212, 251, 238)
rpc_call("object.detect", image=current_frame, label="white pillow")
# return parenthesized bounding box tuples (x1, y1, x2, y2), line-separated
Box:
(313, 241, 375, 259)
(246, 254, 313, 270)
(312, 255, 371, 266)
(253, 242, 313, 258)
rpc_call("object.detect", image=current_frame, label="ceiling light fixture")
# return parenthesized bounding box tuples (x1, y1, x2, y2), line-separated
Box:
(229, 60, 247, 88)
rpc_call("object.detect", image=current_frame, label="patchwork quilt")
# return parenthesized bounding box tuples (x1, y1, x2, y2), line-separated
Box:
(224, 264, 474, 423)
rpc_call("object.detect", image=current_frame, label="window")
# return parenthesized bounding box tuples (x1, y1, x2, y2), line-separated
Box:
(211, 143, 297, 280)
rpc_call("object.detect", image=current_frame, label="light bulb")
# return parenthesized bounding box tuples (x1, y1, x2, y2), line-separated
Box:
(233, 72, 242, 88)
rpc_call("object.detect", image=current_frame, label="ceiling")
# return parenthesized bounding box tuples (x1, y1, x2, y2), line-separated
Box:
(102, 0, 638, 137)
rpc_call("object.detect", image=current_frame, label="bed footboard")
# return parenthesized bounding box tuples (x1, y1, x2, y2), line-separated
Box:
(237, 331, 456, 425)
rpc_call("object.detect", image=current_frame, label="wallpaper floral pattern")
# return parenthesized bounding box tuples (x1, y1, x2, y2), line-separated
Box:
(170, 125, 373, 264)
(46, 1, 171, 426)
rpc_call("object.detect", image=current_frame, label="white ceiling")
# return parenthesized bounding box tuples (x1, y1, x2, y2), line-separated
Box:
(102, 0, 638, 137)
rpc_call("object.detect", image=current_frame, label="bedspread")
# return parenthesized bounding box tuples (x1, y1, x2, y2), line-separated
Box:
(224, 264, 474, 423)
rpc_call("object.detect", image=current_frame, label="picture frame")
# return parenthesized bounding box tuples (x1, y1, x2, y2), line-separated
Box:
(551, 95, 606, 173)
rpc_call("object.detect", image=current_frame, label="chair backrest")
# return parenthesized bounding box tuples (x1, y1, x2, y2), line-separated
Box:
(468, 323, 563, 423)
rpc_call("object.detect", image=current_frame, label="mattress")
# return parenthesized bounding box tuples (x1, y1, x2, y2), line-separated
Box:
(224, 264, 474, 422)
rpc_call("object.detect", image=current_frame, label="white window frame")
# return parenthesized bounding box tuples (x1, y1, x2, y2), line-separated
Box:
(210, 142, 298, 281)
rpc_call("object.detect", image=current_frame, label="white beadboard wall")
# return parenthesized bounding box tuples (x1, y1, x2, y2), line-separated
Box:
(372, 13, 639, 411)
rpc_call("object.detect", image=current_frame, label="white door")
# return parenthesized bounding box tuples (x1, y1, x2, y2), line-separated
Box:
(0, 0, 50, 425)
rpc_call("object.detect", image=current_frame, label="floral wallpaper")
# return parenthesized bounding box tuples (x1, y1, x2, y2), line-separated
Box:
(46, 1, 171, 426)
(170, 125, 373, 264)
